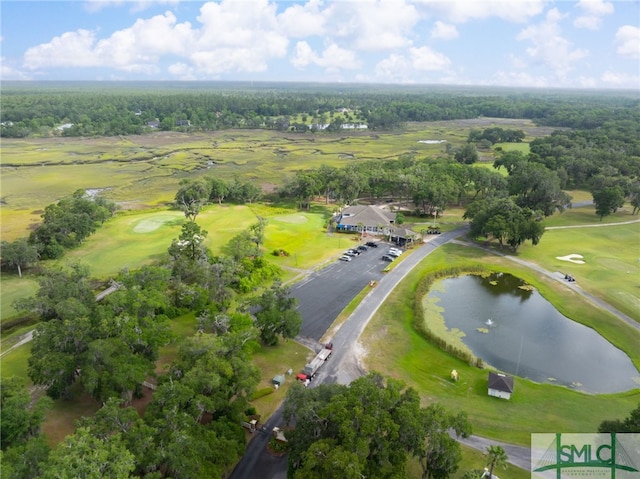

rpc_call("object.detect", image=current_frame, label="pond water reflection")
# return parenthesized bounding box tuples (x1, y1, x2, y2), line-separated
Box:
(425, 273, 639, 393)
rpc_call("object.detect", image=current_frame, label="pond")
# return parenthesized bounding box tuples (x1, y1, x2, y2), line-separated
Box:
(424, 273, 640, 393)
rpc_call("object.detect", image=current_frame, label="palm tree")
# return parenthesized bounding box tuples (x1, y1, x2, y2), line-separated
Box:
(484, 445, 508, 479)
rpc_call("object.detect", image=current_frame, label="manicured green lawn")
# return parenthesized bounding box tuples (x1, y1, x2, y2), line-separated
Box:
(518, 204, 640, 322)
(0, 273, 37, 321)
(0, 343, 31, 381)
(361, 243, 640, 447)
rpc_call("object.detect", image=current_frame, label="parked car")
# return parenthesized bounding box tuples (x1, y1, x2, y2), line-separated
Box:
(389, 248, 403, 255)
(344, 250, 358, 257)
(357, 245, 368, 251)
(387, 250, 402, 258)
(365, 241, 378, 248)
(339, 255, 352, 262)
(347, 249, 361, 255)
(381, 255, 395, 262)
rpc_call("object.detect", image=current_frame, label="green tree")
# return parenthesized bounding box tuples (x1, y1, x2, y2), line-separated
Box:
(81, 338, 152, 405)
(464, 198, 545, 251)
(169, 221, 209, 261)
(1, 378, 52, 450)
(284, 373, 469, 479)
(252, 280, 301, 345)
(42, 427, 136, 479)
(598, 402, 640, 433)
(13, 262, 95, 321)
(248, 218, 267, 249)
(592, 185, 625, 220)
(207, 176, 229, 205)
(508, 162, 571, 216)
(175, 179, 211, 222)
(1, 435, 51, 479)
(0, 238, 39, 277)
(484, 445, 508, 479)
(28, 315, 94, 399)
(454, 143, 478, 164)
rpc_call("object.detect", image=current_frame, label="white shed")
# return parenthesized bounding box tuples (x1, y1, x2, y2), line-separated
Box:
(487, 372, 514, 400)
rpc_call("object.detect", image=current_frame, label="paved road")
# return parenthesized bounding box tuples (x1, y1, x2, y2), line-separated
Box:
(230, 227, 475, 479)
(291, 245, 390, 341)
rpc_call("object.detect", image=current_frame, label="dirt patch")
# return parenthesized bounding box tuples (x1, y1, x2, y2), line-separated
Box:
(130, 385, 155, 417)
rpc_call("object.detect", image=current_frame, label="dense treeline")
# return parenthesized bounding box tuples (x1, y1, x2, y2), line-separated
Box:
(2, 82, 638, 137)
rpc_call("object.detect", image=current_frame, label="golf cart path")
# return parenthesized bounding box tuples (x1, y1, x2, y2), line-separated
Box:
(545, 217, 640, 229)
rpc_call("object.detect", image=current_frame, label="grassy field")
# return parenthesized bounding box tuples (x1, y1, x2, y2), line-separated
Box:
(360, 243, 640, 447)
(0, 119, 558, 242)
(519, 204, 640, 322)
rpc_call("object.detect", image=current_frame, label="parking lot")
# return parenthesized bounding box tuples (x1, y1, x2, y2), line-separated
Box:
(291, 242, 398, 341)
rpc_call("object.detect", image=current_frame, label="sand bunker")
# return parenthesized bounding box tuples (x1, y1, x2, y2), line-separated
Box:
(556, 254, 585, 264)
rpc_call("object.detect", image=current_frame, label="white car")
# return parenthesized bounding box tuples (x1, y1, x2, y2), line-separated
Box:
(389, 247, 403, 254)
(387, 250, 402, 257)
(339, 255, 352, 262)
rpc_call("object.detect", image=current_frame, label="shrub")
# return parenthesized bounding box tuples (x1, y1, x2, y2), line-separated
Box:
(250, 387, 274, 401)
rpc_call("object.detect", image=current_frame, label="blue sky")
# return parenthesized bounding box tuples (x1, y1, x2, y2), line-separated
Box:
(1, 0, 638, 88)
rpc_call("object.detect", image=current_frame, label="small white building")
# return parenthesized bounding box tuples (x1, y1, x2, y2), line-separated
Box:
(487, 372, 514, 400)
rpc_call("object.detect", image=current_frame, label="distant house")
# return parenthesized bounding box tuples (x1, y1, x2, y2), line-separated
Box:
(487, 372, 514, 400)
(336, 205, 396, 235)
(176, 119, 191, 127)
(146, 120, 160, 128)
(56, 123, 74, 131)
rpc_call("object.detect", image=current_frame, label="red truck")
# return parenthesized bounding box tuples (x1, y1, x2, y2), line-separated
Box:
(296, 343, 333, 381)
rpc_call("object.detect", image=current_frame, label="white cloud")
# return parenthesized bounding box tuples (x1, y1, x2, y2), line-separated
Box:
(22, 1, 291, 77)
(83, 0, 180, 13)
(517, 8, 589, 79)
(278, 0, 329, 38)
(410, 46, 451, 71)
(374, 54, 412, 82)
(601, 70, 640, 88)
(373, 46, 451, 82)
(24, 29, 100, 69)
(491, 70, 550, 87)
(193, 0, 288, 74)
(168, 62, 196, 80)
(431, 21, 458, 40)
(576, 0, 614, 16)
(416, 0, 546, 23)
(1, 57, 31, 80)
(24, 12, 193, 72)
(327, 0, 418, 51)
(615, 25, 640, 59)
(573, 0, 614, 30)
(291, 41, 360, 72)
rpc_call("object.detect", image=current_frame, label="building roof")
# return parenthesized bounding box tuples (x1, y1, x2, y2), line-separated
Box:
(389, 227, 419, 239)
(488, 372, 514, 393)
(338, 205, 396, 227)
